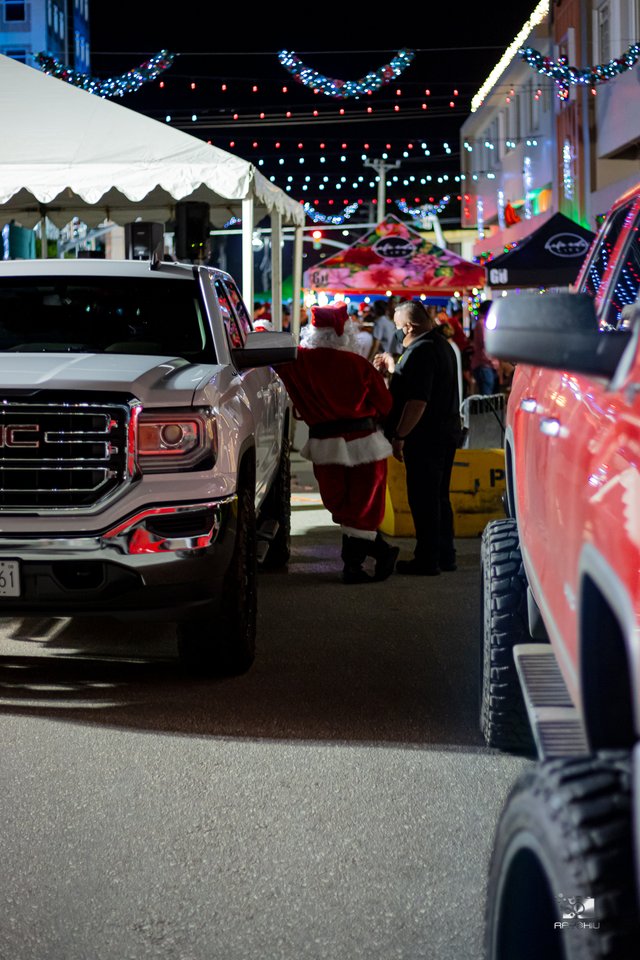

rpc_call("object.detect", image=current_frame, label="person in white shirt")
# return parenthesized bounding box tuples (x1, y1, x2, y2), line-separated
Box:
(346, 302, 374, 359)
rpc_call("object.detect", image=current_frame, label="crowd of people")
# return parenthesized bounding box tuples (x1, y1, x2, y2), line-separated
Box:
(269, 295, 509, 584)
(254, 295, 513, 399)
(249, 294, 512, 583)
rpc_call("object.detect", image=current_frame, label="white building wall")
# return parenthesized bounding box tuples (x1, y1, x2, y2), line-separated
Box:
(461, 39, 556, 257)
(590, 0, 640, 215)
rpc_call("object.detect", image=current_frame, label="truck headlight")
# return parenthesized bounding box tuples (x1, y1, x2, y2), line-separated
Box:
(137, 412, 217, 472)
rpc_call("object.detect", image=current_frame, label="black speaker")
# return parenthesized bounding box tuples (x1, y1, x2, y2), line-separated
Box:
(175, 202, 210, 261)
(125, 221, 165, 260)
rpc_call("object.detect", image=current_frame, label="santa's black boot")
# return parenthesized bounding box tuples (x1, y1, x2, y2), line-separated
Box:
(368, 532, 400, 581)
(341, 535, 374, 584)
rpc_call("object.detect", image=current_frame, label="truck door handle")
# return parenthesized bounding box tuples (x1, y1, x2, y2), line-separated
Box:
(539, 417, 562, 437)
(520, 398, 537, 413)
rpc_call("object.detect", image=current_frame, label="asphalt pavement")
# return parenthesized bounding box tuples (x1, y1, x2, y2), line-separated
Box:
(0, 453, 529, 960)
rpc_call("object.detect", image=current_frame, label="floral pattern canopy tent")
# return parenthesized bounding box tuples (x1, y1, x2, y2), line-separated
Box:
(304, 215, 485, 295)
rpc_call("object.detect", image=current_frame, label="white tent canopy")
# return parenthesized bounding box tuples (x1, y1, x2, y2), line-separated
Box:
(0, 54, 305, 324)
(0, 54, 303, 229)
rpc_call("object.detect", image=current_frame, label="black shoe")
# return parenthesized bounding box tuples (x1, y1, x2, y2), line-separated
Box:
(341, 535, 374, 584)
(368, 532, 399, 581)
(342, 565, 374, 584)
(396, 559, 441, 576)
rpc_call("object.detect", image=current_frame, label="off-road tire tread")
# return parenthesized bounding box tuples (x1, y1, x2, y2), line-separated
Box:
(177, 462, 257, 676)
(486, 752, 637, 959)
(480, 517, 534, 752)
(260, 433, 291, 569)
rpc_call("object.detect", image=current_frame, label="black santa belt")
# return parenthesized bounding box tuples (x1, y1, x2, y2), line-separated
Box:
(309, 417, 376, 439)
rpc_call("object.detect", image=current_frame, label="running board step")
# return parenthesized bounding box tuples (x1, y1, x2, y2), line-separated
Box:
(513, 644, 589, 761)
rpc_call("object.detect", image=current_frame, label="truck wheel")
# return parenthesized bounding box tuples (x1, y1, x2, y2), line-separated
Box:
(177, 475, 257, 676)
(486, 753, 637, 960)
(480, 518, 534, 753)
(260, 433, 291, 569)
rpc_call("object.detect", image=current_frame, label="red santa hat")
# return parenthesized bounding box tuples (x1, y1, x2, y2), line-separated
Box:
(311, 303, 348, 337)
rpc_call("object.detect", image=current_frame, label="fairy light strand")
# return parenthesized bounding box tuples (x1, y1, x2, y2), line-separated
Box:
(34, 49, 176, 97)
(520, 42, 640, 99)
(277, 49, 415, 98)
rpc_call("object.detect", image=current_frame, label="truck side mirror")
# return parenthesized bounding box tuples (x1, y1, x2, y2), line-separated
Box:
(233, 331, 297, 369)
(485, 293, 631, 380)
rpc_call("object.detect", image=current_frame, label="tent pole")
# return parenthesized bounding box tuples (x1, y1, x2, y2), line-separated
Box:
(271, 211, 282, 331)
(241, 197, 254, 311)
(292, 225, 304, 339)
(40, 216, 48, 259)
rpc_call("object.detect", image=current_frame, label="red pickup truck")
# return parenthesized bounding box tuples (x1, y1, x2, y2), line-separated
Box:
(480, 183, 640, 960)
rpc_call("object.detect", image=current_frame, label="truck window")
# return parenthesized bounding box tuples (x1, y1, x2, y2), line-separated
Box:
(224, 279, 253, 337)
(214, 279, 243, 348)
(600, 210, 640, 330)
(0, 276, 215, 361)
(582, 203, 635, 300)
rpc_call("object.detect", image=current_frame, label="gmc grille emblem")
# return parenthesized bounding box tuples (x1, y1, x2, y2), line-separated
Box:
(0, 424, 40, 448)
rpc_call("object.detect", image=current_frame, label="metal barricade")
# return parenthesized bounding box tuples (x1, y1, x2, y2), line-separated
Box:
(460, 393, 506, 449)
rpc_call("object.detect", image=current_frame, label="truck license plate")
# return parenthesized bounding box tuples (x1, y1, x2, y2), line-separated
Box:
(0, 561, 20, 597)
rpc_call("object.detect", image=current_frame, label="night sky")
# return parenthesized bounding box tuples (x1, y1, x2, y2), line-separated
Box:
(88, 4, 541, 227)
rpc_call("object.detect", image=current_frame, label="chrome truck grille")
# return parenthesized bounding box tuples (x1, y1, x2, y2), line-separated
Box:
(0, 402, 131, 510)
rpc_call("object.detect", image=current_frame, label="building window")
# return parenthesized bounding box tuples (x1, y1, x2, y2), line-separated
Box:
(4, 1, 26, 21)
(4, 46, 27, 61)
(596, 2, 610, 63)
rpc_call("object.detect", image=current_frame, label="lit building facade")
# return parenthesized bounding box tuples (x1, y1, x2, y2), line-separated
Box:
(0, 0, 90, 71)
(460, 0, 640, 258)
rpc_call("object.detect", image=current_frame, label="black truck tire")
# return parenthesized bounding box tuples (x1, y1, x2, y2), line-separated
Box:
(480, 518, 535, 753)
(177, 471, 257, 676)
(486, 752, 638, 960)
(260, 432, 291, 569)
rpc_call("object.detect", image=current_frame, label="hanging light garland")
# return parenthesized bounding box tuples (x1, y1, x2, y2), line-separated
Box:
(34, 49, 176, 97)
(277, 49, 415, 99)
(520, 43, 640, 99)
(303, 201, 361, 224)
(396, 197, 450, 217)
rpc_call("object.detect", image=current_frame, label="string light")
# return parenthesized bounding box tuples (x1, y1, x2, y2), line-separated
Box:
(277, 48, 415, 98)
(477, 197, 485, 240)
(520, 42, 640, 99)
(396, 197, 451, 216)
(471, 0, 550, 112)
(304, 201, 361, 224)
(34, 50, 176, 97)
(563, 139, 575, 200)
(523, 156, 533, 219)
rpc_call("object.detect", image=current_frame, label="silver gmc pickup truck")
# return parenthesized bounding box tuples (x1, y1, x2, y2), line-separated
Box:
(0, 259, 296, 674)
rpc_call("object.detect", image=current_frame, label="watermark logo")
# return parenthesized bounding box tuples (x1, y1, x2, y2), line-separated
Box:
(544, 233, 590, 258)
(554, 895, 600, 930)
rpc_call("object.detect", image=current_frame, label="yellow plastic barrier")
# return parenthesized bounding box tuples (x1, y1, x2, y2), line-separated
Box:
(380, 448, 506, 538)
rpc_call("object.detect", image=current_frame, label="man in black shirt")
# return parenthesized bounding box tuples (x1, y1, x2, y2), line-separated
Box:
(374, 300, 462, 575)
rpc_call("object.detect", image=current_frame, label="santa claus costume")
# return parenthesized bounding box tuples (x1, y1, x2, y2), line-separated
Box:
(276, 303, 398, 583)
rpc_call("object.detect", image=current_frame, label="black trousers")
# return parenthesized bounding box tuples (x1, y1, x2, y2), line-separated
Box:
(403, 437, 457, 569)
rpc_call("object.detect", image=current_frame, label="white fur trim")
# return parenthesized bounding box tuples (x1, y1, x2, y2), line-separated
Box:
(300, 429, 392, 466)
(299, 319, 361, 354)
(341, 526, 377, 540)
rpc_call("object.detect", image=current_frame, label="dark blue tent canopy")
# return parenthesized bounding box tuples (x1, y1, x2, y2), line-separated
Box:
(486, 213, 595, 288)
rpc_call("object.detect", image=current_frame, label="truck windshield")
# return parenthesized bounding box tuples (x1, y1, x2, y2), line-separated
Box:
(0, 276, 216, 362)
